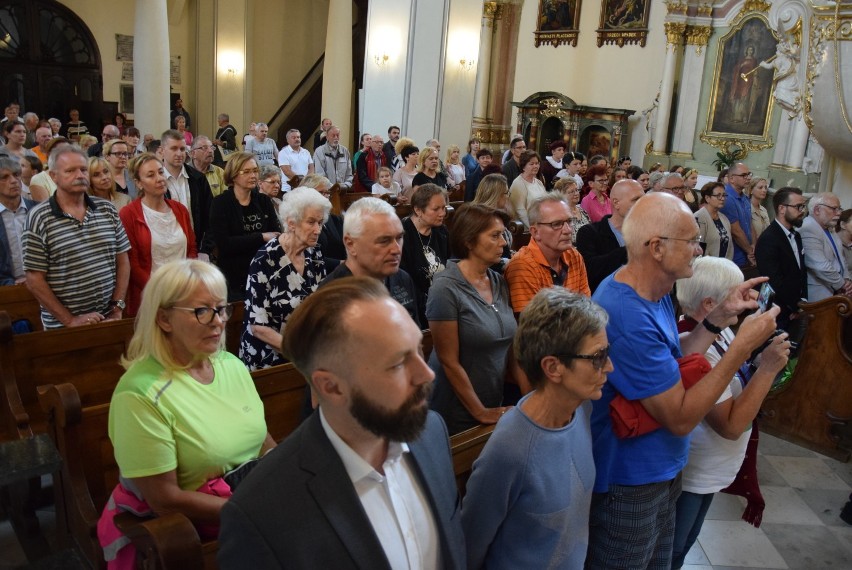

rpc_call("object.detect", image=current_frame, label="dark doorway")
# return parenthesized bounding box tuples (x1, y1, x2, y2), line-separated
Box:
(0, 0, 103, 126)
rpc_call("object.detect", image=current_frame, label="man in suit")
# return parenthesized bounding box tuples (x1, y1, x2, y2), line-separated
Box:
(218, 276, 465, 569)
(800, 192, 852, 301)
(161, 130, 214, 256)
(755, 187, 808, 329)
(576, 179, 644, 292)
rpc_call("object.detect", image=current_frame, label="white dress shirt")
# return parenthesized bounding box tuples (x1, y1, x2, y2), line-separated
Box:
(775, 219, 801, 267)
(165, 166, 192, 225)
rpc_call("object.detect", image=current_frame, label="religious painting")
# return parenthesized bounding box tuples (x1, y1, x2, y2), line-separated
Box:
(534, 0, 582, 48)
(596, 0, 651, 47)
(706, 15, 778, 138)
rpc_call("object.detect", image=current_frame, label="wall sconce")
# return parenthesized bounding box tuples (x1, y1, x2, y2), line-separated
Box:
(219, 50, 244, 77)
(374, 52, 390, 68)
(459, 58, 475, 72)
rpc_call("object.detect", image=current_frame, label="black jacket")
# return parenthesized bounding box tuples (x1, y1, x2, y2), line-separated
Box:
(755, 221, 807, 327)
(576, 215, 627, 293)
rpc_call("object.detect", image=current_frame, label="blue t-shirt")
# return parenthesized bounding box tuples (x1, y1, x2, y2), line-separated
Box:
(719, 184, 752, 266)
(590, 273, 686, 492)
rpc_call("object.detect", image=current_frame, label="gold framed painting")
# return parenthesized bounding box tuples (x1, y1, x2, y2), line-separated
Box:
(596, 0, 651, 47)
(700, 14, 778, 153)
(535, 0, 582, 48)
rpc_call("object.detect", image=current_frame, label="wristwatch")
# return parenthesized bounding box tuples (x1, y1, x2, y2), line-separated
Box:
(107, 299, 126, 311)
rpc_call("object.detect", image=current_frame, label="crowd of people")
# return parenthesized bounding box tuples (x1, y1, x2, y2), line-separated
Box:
(1, 99, 851, 569)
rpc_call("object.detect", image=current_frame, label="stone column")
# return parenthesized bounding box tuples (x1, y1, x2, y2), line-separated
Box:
(322, 0, 353, 141)
(653, 22, 686, 153)
(134, 0, 170, 136)
(671, 25, 712, 154)
(473, 2, 498, 122)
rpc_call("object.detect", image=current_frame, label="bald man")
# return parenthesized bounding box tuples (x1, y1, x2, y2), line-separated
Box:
(586, 192, 780, 569)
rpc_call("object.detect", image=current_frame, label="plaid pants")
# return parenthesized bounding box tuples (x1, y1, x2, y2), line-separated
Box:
(585, 474, 682, 569)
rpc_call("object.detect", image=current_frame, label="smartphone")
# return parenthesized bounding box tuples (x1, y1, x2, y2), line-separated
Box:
(757, 282, 775, 313)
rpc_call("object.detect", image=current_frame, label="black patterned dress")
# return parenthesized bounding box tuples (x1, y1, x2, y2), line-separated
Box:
(239, 239, 326, 370)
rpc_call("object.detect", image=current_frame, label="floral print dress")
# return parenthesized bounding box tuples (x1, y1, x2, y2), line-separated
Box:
(239, 239, 326, 370)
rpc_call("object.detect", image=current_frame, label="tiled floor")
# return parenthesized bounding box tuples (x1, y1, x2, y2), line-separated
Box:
(1, 434, 850, 569)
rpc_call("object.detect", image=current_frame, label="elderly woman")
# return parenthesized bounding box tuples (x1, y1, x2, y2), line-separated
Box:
(240, 188, 330, 371)
(88, 157, 131, 210)
(580, 163, 612, 223)
(428, 204, 518, 435)
(554, 176, 590, 243)
(298, 173, 346, 268)
(463, 288, 611, 569)
(209, 152, 282, 301)
(106, 260, 274, 538)
(695, 181, 733, 260)
(120, 154, 197, 316)
(413, 146, 449, 190)
(393, 144, 419, 203)
(103, 138, 137, 197)
(748, 177, 771, 240)
(401, 184, 449, 325)
(671, 257, 789, 569)
(509, 150, 546, 228)
(258, 164, 283, 208)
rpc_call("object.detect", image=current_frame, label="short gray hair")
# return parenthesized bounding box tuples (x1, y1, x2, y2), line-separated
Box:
(218, 113, 229, 122)
(659, 172, 683, 189)
(343, 197, 396, 238)
(676, 256, 743, 317)
(286, 129, 300, 138)
(278, 187, 331, 227)
(191, 135, 212, 150)
(649, 171, 665, 189)
(256, 122, 268, 129)
(528, 193, 568, 226)
(425, 138, 439, 147)
(48, 145, 87, 172)
(0, 156, 22, 175)
(298, 174, 332, 190)
(808, 192, 838, 211)
(259, 164, 281, 181)
(515, 288, 608, 388)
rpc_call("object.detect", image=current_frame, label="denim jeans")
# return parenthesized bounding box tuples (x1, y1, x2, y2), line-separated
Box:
(671, 491, 715, 569)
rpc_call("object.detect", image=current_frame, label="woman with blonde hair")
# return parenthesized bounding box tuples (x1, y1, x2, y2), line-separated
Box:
(102, 138, 137, 197)
(88, 156, 131, 210)
(120, 153, 196, 316)
(682, 168, 701, 212)
(392, 136, 415, 170)
(105, 260, 273, 543)
(445, 144, 465, 190)
(747, 177, 771, 240)
(413, 146, 449, 190)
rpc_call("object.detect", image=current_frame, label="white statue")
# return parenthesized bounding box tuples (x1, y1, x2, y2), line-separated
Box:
(759, 35, 801, 116)
(803, 132, 825, 175)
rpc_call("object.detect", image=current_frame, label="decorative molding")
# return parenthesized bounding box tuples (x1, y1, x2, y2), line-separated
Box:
(472, 124, 512, 145)
(484, 2, 498, 18)
(733, 1, 773, 25)
(666, 1, 688, 16)
(698, 132, 774, 159)
(535, 30, 579, 48)
(540, 97, 567, 119)
(696, 3, 713, 18)
(685, 25, 712, 54)
(664, 22, 687, 47)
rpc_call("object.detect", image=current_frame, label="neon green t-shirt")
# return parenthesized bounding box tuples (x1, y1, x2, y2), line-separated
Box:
(109, 352, 267, 492)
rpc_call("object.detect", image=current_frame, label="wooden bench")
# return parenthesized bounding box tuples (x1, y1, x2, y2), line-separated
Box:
(759, 296, 852, 461)
(0, 284, 44, 332)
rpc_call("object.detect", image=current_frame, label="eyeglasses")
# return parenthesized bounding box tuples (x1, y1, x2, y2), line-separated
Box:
(193, 145, 214, 152)
(594, 178, 608, 184)
(556, 345, 610, 371)
(815, 203, 842, 213)
(261, 179, 281, 186)
(781, 203, 806, 212)
(536, 219, 572, 231)
(664, 185, 686, 192)
(731, 172, 752, 178)
(238, 168, 260, 176)
(711, 193, 727, 199)
(109, 152, 130, 158)
(171, 305, 233, 324)
(644, 235, 703, 246)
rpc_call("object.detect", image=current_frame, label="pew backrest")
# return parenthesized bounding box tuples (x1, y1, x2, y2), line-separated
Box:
(0, 284, 43, 332)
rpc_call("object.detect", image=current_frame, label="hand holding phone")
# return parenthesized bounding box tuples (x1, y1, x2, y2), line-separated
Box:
(757, 282, 775, 313)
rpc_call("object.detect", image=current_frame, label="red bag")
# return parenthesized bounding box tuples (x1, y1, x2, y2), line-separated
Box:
(609, 353, 711, 438)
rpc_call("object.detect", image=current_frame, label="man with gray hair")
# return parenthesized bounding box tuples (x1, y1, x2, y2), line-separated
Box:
(0, 156, 36, 284)
(799, 192, 851, 300)
(190, 136, 226, 197)
(23, 146, 130, 328)
(313, 126, 353, 190)
(320, 197, 420, 326)
(586, 192, 779, 568)
(87, 124, 120, 158)
(658, 172, 686, 201)
(22, 112, 39, 149)
(213, 113, 238, 166)
(278, 128, 315, 187)
(245, 122, 278, 166)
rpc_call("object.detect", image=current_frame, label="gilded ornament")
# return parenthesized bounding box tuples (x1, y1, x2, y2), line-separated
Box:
(696, 4, 713, 18)
(733, 0, 773, 25)
(698, 132, 774, 159)
(685, 25, 712, 55)
(666, 1, 688, 15)
(664, 22, 687, 46)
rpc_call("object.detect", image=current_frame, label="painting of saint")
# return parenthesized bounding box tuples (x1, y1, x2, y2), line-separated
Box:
(535, 0, 582, 47)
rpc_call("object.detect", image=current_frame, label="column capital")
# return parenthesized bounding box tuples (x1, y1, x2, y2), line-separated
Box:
(685, 25, 712, 54)
(664, 22, 687, 47)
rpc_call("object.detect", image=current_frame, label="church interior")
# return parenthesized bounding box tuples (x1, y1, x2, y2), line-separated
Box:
(1, 0, 852, 568)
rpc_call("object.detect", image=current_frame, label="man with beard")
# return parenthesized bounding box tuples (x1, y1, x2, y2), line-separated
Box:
(23, 146, 130, 328)
(587, 192, 778, 568)
(755, 187, 808, 330)
(218, 276, 465, 569)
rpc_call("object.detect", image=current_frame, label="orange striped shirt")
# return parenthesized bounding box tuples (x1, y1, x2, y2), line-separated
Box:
(504, 238, 591, 313)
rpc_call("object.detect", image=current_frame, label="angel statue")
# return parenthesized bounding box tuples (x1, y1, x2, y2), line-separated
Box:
(758, 35, 801, 117)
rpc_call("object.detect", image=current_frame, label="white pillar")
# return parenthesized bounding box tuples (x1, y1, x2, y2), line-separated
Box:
(671, 30, 710, 155)
(473, 4, 496, 121)
(322, 0, 353, 142)
(787, 116, 810, 170)
(653, 45, 678, 153)
(134, 0, 170, 135)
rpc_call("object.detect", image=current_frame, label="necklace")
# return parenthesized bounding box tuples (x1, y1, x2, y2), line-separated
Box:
(417, 229, 444, 281)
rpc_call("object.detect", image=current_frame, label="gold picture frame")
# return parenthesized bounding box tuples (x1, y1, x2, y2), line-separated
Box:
(699, 13, 778, 156)
(596, 0, 652, 48)
(535, 0, 582, 48)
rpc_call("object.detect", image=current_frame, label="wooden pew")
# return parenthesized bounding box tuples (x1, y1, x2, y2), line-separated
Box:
(449, 423, 495, 497)
(759, 296, 852, 461)
(508, 220, 530, 250)
(0, 284, 44, 332)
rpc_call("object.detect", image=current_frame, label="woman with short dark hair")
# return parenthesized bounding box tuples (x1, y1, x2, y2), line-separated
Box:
(508, 150, 546, 228)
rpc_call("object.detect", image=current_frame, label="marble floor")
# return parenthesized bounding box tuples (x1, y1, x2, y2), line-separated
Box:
(1, 434, 851, 569)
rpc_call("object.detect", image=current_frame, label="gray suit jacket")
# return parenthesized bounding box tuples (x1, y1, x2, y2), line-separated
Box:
(218, 411, 465, 569)
(800, 215, 848, 301)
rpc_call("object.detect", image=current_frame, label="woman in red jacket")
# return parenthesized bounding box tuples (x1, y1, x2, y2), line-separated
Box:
(120, 153, 197, 316)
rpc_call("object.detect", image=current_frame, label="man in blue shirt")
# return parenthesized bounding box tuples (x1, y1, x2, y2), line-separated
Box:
(587, 192, 781, 569)
(719, 162, 754, 267)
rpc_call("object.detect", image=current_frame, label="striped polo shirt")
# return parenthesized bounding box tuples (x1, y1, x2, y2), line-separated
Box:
(23, 194, 131, 329)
